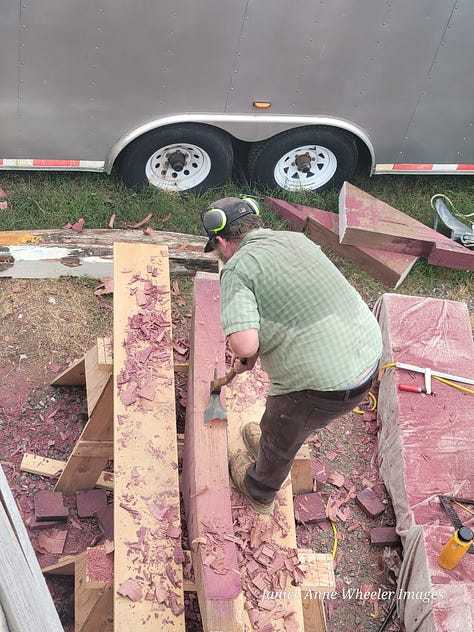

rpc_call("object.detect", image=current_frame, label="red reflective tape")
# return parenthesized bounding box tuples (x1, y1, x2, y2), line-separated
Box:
(32, 159, 81, 167)
(0, 159, 3, 165)
(456, 164, 474, 171)
(392, 164, 434, 171)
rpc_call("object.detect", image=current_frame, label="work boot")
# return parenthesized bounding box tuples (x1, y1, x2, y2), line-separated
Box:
(242, 422, 261, 459)
(229, 452, 274, 515)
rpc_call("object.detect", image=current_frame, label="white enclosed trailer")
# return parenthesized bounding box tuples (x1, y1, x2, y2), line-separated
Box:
(1, 0, 474, 193)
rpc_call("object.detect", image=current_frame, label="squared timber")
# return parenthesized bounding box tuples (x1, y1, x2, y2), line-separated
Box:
(339, 182, 474, 270)
(181, 272, 244, 631)
(113, 243, 184, 630)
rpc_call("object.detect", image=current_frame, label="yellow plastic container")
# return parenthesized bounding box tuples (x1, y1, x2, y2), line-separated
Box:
(437, 526, 474, 570)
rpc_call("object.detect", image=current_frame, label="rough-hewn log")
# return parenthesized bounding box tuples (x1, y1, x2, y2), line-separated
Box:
(0, 228, 216, 278)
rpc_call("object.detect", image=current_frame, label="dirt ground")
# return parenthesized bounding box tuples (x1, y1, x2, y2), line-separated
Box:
(1, 274, 405, 631)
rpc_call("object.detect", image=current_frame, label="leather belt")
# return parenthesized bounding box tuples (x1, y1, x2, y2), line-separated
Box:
(309, 363, 379, 402)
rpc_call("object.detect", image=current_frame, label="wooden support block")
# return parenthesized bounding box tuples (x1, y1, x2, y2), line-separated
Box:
(27, 516, 63, 530)
(291, 443, 313, 494)
(114, 243, 184, 631)
(85, 344, 112, 416)
(94, 503, 114, 540)
(20, 453, 113, 490)
(44, 546, 114, 632)
(55, 375, 113, 494)
(369, 526, 401, 547)
(76, 489, 108, 518)
(97, 336, 113, 369)
(181, 272, 243, 631)
(298, 550, 335, 593)
(355, 488, 386, 518)
(294, 493, 327, 524)
(50, 356, 85, 386)
(298, 550, 335, 632)
(339, 182, 474, 270)
(34, 490, 69, 521)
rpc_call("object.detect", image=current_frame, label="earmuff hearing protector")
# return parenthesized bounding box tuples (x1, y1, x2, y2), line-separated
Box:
(201, 196, 260, 236)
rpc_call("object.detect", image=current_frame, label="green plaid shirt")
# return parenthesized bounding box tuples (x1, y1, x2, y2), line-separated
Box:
(220, 229, 382, 395)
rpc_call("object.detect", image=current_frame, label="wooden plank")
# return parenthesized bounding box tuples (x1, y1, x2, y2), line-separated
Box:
(97, 336, 113, 369)
(55, 375, 113, 493)
(50, 356, 85, 386)
(339, 182, 474, 270)
(0, 466, 63, 631)
(43, 555, 77, 576)
(226, 361, 306, 629)
(263, 196, 418, 288)
(85, 344, 112, 416)
(0, 228, 216, 278)
(181, 272, 243, 631)
(291, 444, 313, 495)
(301, 596, 327, 632)
(20, 453, 113, 490)
(73, 440, 114, 458)
(113, 243, 184, 631)
(298, 551, 335, 593)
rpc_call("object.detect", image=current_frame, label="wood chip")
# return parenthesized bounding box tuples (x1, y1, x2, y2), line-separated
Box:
(118, 578, 143, 602)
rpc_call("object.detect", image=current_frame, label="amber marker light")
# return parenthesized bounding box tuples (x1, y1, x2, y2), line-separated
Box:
(252, 101, 271, 109)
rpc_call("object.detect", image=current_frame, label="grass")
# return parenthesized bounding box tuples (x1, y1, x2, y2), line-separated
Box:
(0, 168, 473, 306)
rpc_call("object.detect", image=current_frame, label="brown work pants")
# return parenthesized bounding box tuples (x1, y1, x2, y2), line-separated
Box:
(245, 385, 373, 504)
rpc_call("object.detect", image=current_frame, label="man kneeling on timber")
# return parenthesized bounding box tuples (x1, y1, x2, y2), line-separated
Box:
(201, 196, 383, 515)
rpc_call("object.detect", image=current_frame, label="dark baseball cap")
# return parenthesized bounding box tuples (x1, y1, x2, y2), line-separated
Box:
(201, 197, 260, 252)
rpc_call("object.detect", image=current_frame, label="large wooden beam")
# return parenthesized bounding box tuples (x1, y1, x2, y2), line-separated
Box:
(339, 182, 474, 270)
(113, 243, 184, 631)
(0, 228, 216, 278)
(181, 272, 243, 631)
(263, 196, 418, 288)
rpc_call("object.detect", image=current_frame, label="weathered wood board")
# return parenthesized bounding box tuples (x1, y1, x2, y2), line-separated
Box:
(0, 228, 216, 278)
(113, 243, 184, 630)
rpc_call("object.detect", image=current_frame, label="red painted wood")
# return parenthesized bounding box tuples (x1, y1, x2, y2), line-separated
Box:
(263, 196, 309, 231)
(339, 182, 474, 270)
(263, 196, 418, 287)
(181, 272, 241, 602)
(375, 293, 474, 631)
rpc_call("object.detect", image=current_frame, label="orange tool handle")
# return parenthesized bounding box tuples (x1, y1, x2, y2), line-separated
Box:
(399, 383, 425, 393)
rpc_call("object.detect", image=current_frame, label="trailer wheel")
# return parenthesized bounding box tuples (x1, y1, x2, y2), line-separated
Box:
(248, 126, 358, 192)
(117, 124, 233, 193)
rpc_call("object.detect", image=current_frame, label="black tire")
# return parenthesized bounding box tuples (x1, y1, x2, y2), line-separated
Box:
(248, 125, 358, 192)
(117, 123, 234, 193)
